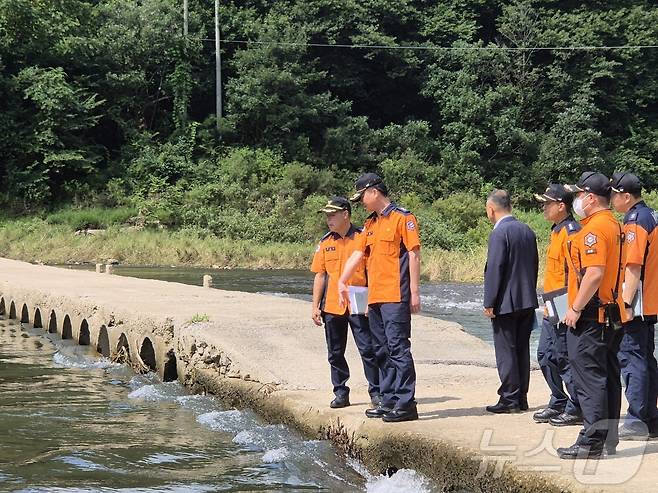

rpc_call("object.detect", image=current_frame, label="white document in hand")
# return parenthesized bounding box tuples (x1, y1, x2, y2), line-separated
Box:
(348, 286, 368, 315)
(552, 293, 569, 322)
(623, 281, 643, 319)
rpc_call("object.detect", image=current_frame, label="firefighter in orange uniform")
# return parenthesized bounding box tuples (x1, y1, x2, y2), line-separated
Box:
(533, 185, 583, 427)
(338, 173, 421, 423)
(557, 172, 626, 460)
(610, 172, 658, 440)
(311, 196, 380, 409)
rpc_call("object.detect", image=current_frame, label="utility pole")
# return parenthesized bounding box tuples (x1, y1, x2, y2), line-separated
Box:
(183, 0, 188, 36)
(215, 0, 222, 134)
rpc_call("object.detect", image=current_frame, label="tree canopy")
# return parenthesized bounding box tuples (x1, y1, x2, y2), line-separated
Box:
(0, 0, 656, 212)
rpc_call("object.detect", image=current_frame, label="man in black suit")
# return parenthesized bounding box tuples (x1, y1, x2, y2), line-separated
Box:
(484, 189, 539, 413)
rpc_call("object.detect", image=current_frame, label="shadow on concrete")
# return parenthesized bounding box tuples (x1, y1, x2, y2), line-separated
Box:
(419, 405, 492, 420)
(417, 405, 547, 420)
(613, 441, 658, 458)
(416, 396, 460, 405)
(350, 396, 461, 408)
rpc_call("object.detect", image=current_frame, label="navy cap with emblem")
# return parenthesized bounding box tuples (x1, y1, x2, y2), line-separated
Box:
(610, 172, 642, 194)
(534, 184, 574, 207)
(349, 173, 384, 202)
(318, 196, 352, 214)
(565, 171, 611, 197)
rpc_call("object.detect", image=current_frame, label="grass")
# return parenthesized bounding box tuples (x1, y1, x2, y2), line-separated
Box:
(0, 217, 314, 270)
(45, 206, 138, 230)
(11, 194, 658, 283)
(189, 313, 211, 323)
(0, 215, 502, 282)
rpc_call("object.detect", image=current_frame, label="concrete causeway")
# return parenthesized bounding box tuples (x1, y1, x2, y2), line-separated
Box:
(1, 257, 657, 492)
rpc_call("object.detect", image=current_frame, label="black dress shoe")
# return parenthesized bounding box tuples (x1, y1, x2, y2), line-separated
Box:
(557, 443, 603, 460)
(533, 407, 562, 423)
(382, 406, 419, 423)
(486, 402, 520, 414)
(365, 404, 392, 418)
(330, 396, 350, 408)
(549, 412, 583, 427)
(618, 424, 649, 441)
(370, 394, 383, 407)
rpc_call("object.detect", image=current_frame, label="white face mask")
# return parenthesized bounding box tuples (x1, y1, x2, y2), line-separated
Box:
(573, 194, 589, 217)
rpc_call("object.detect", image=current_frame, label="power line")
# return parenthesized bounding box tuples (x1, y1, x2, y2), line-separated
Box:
(194, 38, 658, 52)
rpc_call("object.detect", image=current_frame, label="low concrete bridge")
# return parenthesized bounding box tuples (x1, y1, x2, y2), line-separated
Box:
(1, 268, 178, 382)
(2, 257, 657, 493)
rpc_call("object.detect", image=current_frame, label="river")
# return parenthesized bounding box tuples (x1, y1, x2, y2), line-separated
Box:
(0, 265, 515, 492)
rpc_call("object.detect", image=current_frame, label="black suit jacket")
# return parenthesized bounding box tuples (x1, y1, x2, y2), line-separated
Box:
(484, 216, 539, 315)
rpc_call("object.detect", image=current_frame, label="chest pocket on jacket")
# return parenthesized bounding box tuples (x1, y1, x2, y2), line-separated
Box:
(377, 228, 398, 256)
(325, 250, 340, 272)
(547, 242, 563, 274)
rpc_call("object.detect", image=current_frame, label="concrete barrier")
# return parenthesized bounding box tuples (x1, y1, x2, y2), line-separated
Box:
(2, 257, 656, 492)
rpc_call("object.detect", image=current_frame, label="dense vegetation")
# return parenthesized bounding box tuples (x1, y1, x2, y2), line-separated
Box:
(0, 0, 656, 259)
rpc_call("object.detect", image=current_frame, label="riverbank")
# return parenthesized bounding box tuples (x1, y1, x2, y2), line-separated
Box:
(3, 257, 658, 493)
(0, 217, 491, 282)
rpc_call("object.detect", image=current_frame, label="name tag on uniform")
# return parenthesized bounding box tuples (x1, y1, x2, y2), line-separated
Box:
(348, 286, 368, 315)
(542, 287, 569, 325)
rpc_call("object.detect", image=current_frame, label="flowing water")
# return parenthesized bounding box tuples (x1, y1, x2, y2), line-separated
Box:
(1, 264, 531, 492)
(0, 316, 438, 492)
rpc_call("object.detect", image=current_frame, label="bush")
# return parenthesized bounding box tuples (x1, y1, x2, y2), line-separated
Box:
(46, 206, 137, 230)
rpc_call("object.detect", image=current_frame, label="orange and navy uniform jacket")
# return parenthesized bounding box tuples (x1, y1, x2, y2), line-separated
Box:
(543, 216, 581, 312)
(310, 224, 367, 316)
(623, 201, 658, 317)
(566, 209, 625, 323)
(354, 203, 421, 305)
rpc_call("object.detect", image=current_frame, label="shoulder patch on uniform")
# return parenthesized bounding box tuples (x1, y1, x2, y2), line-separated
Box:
(626, 231, 636, 243)
(584, 232, 597, 247)
(567, 221, 582, 235)
(406, 220, 416, 231)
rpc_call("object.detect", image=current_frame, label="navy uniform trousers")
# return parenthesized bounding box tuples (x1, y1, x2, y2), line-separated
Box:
(367, 302, 416, 410)
(323, 312, 380, 399)
(537, 317, 581, 415)
(618, 319, 658, 433)
(492, 308, 535, 407)
(567, 320, 623, 449)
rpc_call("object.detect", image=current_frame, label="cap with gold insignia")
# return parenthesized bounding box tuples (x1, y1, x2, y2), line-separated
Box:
(565, 171, 611, 197)
(349, 173, 384, 202)
(610, 171, 642, 194)
(534, 184, 574, 207)
(318, 196, 351, 214)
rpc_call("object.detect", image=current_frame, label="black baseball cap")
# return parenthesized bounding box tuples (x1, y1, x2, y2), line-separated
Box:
(318, 196, 351, 214)
(565, 171, 611, 197)
(534, 184, 574, 207)
(610, 172, 642, 194)
(349, 173, 384, 202)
